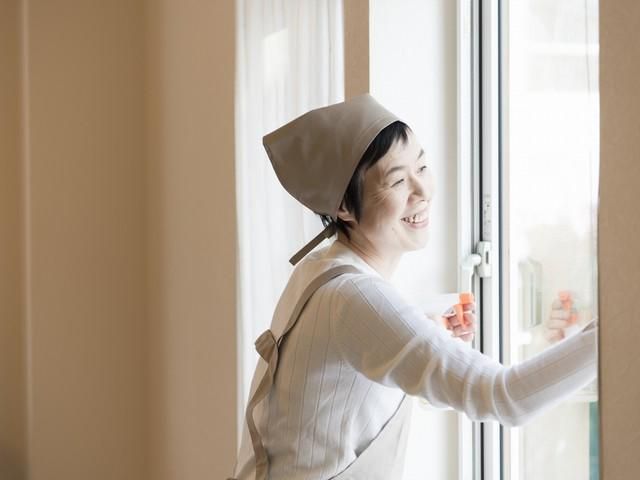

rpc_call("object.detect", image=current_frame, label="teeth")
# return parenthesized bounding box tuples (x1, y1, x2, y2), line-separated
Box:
(402, 213, 426, 224)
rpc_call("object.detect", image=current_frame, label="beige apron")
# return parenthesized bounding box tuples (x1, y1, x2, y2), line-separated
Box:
(228, 264, 413, 480)
(330, 394, 412, 480)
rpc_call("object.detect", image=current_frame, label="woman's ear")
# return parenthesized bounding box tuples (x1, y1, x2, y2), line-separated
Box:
(336, 201, 356, 224)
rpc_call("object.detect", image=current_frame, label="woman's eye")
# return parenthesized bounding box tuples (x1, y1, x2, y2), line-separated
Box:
(418, 165, 428, 174)
(391, 178, 405, 187)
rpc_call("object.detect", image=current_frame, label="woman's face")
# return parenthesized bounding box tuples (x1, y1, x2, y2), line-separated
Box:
(340, 129, 435, 258)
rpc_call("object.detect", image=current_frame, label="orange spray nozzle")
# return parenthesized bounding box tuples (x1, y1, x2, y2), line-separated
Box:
(453, 292, 475, 327)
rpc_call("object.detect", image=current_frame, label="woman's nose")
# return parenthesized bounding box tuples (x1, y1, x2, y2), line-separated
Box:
(410, 173, 433, 202)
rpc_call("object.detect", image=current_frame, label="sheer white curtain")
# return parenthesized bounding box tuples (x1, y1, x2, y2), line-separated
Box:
(234, 0, 344, 433)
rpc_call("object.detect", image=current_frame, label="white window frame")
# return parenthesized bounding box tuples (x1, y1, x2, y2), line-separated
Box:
(456, 1, 504, 479)
(460, 1, 597, 478)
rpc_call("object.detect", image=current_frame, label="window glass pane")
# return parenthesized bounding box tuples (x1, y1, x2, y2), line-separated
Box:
(505, 1, 599, 478)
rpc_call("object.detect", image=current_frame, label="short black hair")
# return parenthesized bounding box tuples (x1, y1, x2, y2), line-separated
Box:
(319, 120, 411, 239)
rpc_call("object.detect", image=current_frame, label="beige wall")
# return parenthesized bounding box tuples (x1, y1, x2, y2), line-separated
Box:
(6, 0, 148, 478)
(0, 1, 27, 478)
(145, 1, 237, 478)
(0, 1, 236, 479)
(343, 0, 369, 99)
(599, 1, 640, 479)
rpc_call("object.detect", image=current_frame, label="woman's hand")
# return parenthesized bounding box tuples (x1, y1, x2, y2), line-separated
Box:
(442, 302, 476, 342)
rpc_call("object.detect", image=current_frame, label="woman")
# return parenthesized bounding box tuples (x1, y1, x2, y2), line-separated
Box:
(229, 94, 597, 480)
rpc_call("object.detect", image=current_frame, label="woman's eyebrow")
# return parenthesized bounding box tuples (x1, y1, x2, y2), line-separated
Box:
(383, 149, 425, 179)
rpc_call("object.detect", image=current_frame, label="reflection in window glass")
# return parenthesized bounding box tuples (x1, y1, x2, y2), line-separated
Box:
(506, 1, 599, 479)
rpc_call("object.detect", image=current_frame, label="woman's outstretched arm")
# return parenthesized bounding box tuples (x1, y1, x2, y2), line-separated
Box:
(330, 274, 597, 427)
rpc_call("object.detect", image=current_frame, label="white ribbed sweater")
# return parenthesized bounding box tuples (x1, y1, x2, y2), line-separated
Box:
(232, 241, 597, 480)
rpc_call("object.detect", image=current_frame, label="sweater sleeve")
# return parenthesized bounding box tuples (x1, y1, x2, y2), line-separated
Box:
(330, 274, 597, 427)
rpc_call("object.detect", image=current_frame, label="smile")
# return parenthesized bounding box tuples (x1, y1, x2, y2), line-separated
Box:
(401, 209, 429, 228)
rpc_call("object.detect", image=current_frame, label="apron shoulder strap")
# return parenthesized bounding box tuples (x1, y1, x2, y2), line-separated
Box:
(233, 264, 361, 480)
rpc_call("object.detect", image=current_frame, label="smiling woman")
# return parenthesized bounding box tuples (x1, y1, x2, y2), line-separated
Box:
(319, 122, 411, 238)
(319, 121, 433, 279)
(332, 125, 434, 280)
(228, 94, 598, 480)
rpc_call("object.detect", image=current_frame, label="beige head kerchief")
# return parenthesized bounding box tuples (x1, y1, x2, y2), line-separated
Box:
(263, 94, 402, 264)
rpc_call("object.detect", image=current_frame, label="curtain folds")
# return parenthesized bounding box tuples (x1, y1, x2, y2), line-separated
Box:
(234, 0, 345, 436)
